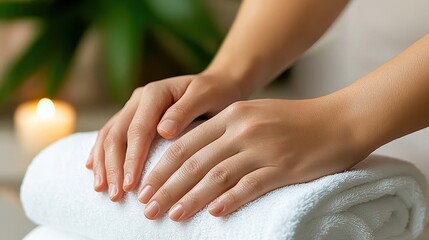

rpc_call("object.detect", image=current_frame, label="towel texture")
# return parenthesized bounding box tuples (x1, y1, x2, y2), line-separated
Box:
(24, 226, 89, 240)
(21, 131, 429, 240)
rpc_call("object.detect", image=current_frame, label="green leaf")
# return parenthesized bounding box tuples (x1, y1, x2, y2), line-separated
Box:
(0, 1, 51, 20)
(45, 20, 87, 97)
(146, 0, 222, 54)
(100, 0, 146, 102)
(0, 26, 53, 103)
(145, 0, 222, 71)
(152, 28, 212, 72)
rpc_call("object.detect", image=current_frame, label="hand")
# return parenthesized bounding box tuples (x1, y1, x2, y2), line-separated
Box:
(86, 72, 243, 201)
(138, 98, 370, 221)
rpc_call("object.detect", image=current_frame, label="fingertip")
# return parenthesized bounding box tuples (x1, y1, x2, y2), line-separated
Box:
(109, 183, 124, 202)
(122, 173, 136, 192)
(86, 160, 93, 169)
(94, 185, 105, 192)
(94, 183, 106, 192)
(138, 185, 154, 204)
(144, 201, 161, 220)
(94, 174, 107, 192)
(157, 120, 179, 139)
(208, 200, 225, 217)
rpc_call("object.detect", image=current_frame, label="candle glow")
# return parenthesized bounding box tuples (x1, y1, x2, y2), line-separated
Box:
(15, 98, 76, 155)
(37, 98, 56, 119)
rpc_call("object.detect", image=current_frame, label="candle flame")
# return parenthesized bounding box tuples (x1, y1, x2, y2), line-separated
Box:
(37, 98, 56, 119)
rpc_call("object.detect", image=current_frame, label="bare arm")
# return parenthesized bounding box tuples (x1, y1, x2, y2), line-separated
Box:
(205, 0, 349, 97)
(338, 34, 429, 154)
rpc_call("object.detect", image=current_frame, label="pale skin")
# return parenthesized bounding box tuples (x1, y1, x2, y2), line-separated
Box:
(86, 0, 429, 221)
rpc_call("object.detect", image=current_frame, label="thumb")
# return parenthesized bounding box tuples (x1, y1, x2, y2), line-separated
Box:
(157, 92, 207, 139)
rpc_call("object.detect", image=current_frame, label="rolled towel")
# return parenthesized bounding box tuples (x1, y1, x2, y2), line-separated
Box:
(21, 131, 428, 240)
(24, 226, 89, 240)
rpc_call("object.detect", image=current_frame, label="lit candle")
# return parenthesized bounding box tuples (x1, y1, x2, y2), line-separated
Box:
(14, 98, 76, 155)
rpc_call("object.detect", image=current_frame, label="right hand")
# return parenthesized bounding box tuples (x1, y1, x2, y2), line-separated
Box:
(85, 72, 244, 201)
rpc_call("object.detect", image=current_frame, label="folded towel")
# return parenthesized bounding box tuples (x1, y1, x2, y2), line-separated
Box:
(24, 226, 89, 240)
(21, 131, 429, 240)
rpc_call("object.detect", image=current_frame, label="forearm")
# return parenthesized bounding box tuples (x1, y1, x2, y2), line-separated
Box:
(336, 34, 429, 153)
(204, 0, 349, 97)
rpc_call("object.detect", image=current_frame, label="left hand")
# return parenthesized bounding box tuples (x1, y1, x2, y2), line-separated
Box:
(138, 98, 370, 221)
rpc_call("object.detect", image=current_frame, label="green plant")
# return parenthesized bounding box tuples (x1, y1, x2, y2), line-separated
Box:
(0, 0, 222, 103)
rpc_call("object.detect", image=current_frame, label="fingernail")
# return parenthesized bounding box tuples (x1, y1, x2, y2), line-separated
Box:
(159, 120, 178, 136)
(94, 174, 101, 188)
(138, 185, 154, 203)
(145, 201, 160, 219)
(169, 204, 185, 221)
(208, 200, 225, 215)
(124, 173, 132, 187)
(109, 184, 117, 199)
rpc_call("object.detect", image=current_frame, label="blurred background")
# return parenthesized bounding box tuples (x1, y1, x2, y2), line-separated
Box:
(0, 0, 244, 238)
(0, 0, 428, 239)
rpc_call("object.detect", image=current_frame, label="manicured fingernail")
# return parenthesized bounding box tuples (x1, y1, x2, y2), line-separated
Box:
(109, 184, 117, 199)
(145, 201, 160, 219)
(159, 120, 178, 136)
(94, 174, 101, 188)
(169, 204, 185, 221)
(124, 173, 132, 187)
(208, 200, 225, 215)
(138, 185, 154, 203)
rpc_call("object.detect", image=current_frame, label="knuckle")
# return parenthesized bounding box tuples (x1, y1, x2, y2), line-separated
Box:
(131, 87, 143, 97)
(169, 104, 188, 116)
(157, 187, 172, 203)
(182, 158, 202, 178)
(237, 121, 260, 138)
(240, 176, 262, 195)
(98, 128, 109, 138)
(142, 82, 158, 93)
(147, 168, 164, 186)
(92, 148, 102, 161)
(127, 123, 144, 140)
(208, 167, 230, 186)
(105, 167, 119, 179)
(123, 153, 138, 169)
(226, 101, 248, 117)
(103, 130, 120, 150)
(222, 192, 236, 205)
(185, 192, 200, 206)
(164, 141, 186, 164)
(92, 157, 101, 169)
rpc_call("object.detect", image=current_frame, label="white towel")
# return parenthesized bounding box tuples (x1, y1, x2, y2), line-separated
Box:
(24, 226, 89, 240)
(21, 131, 429, 240)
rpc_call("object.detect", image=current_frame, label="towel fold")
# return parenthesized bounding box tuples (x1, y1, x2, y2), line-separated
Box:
(21, 131, 429, 240)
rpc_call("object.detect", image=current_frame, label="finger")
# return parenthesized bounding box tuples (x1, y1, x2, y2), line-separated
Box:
(104, 90, 142, 201)
(92, 128, 110, 192)
(123, 86, 175, 192)
(143, 136, 237, 220)
(157, 83, 209, 139)
(91, 112, 122, 191)
(168, 152, 259, 221)
(87, 111, 120, 170)
(86, 147, 95, 169)
(138, 119, 224, 204)
(208, 167, 278, 217)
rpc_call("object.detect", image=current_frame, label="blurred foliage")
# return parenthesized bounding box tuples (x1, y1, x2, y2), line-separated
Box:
(0, 0, 222, 103)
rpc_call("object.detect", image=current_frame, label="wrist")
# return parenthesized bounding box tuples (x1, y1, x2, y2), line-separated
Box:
(319, 92, 376, 161)
(202, 55, 268, 99)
